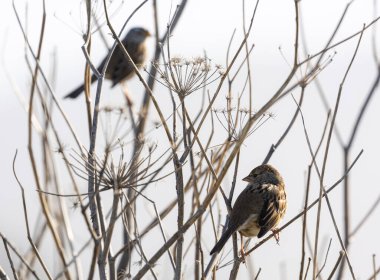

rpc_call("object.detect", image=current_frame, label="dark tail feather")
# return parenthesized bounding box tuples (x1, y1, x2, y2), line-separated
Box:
(64, 84, 85, 99)
(64, 74, 97, 99)
(210, 226, 236, 255)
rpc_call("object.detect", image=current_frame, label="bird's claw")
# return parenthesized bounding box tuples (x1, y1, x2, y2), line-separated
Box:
(272, 228, 280, 245)
(239, 248, 246, 263)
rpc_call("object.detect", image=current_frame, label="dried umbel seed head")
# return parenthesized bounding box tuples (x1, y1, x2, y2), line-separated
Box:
(213, 107, 275, 142)
(149, 56, 224, 98)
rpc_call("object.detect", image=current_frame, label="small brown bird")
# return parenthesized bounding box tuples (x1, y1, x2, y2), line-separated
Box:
(64, 27, 151, 99)
(210, 164, 287, 255)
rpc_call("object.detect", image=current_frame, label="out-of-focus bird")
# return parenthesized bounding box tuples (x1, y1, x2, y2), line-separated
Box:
(210, 164, 287, 256)
(64, 27, 151, 99)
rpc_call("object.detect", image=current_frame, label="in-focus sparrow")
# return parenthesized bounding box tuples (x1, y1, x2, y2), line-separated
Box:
(210, 164, 287, 255)
(64, 27, 151, 99)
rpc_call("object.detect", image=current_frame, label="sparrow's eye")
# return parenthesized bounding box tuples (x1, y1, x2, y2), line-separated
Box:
(252, 173, 258, 177)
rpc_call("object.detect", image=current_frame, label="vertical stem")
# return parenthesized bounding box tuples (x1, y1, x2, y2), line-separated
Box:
(299, 165, 311, 280)
(337, 149, 350, 278)
(343, 150, 350, 249)
(174, 99, 186, 280)
(84, 38, 93, 136)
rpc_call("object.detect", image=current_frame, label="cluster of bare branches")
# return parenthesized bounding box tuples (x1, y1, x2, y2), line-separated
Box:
(2, 0, 380, 279)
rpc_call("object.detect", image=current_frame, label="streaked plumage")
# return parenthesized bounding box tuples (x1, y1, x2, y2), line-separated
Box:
(64, 27, 150, 99)
(210, 164, 287, 255)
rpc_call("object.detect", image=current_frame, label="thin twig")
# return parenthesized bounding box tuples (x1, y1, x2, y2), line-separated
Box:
(12, 151, 53, 279)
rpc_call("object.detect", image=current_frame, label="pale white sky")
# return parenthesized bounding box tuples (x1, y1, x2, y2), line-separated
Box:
(1, 0, 379, 279)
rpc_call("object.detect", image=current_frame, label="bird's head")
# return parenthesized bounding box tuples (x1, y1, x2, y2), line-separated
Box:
(125, 27, 151, 43)
(242, 164, 283, 185)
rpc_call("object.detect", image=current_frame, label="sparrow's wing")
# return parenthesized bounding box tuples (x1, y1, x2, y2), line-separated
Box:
(109, 41, 146, 87)
(210, 184, 263, 254)
(229, 183, 265, 228)
(257, 183, 287, 238)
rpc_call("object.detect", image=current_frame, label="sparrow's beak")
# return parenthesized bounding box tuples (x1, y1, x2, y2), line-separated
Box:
(242, 176, 250, 182)
(145, 30, 152, 37)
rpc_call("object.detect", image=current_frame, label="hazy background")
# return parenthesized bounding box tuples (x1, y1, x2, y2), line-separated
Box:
(1, 0, 379, 279)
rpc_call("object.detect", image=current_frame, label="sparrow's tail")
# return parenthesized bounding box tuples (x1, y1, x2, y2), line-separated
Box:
(64, 74, 97, 99)
(210, 225, 236, 255)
